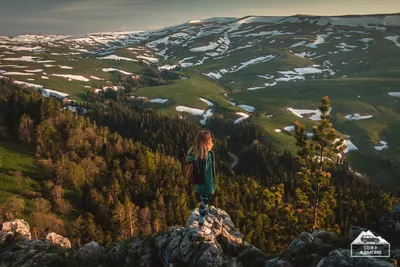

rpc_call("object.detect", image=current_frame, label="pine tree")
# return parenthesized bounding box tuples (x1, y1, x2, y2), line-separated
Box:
(294, 96, 341, 231)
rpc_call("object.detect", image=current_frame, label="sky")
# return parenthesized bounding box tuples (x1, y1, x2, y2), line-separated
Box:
(1, 0, 399, 36)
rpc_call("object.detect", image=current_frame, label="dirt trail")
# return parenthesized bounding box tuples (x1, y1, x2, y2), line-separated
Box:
(228, 152, 238, 176)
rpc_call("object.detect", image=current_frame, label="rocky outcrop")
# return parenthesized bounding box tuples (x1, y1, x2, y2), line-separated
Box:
(0, 219, 31, 244)
(77, 241, 105, 261)
(0, 208, 398, 267)
(380, 211, 400, 238)
(45, 232, 72, 248)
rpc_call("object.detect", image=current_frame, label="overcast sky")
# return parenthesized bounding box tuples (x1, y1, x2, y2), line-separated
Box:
(1, 0, 399, 36)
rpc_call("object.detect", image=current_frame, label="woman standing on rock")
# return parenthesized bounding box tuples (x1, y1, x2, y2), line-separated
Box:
(187, 130, 216, 234)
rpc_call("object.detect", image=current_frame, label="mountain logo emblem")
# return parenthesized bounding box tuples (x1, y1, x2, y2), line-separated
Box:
(351, 230, 390, 257)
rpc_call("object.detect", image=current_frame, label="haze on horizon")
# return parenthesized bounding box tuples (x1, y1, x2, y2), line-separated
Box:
(1, 0, 399, 36)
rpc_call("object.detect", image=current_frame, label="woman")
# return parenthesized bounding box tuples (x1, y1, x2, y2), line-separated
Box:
(187, 130, 216, 234)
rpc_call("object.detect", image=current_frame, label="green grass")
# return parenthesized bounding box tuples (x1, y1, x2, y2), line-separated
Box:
(0, 141, 41, 205)
(134, 70, 242, 114)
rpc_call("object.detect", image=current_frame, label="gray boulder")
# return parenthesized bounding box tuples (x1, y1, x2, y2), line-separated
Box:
(77, 241, 105, 261)
(316, 248, 393, 267)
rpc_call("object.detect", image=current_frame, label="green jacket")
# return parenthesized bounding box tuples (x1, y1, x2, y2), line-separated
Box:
(188, 150, 216, 196)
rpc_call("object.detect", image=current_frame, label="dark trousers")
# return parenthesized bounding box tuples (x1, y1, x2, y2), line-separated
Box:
(199, 194, 210, 225)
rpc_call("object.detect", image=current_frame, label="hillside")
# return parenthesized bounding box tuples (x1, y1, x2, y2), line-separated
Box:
(1, 207, 399, 267)
(1, 13, 400, 190)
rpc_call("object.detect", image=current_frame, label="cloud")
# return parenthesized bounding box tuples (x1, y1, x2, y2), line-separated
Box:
(40, 0, 152, 15)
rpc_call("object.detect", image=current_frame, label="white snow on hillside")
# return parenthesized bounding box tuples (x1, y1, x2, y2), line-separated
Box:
(234, 112, 250, 124)
(0, 65, 28, 68)
(102, 68, 132, 75)
(190, 42, 219, 52)
(275, 129, 282, 132)
(199, 97, 213, 106)
(238, 104, 255, 112)
(247, 86, 264, 91)
(3, 56, 39, 62)
(42, 89, 69, 99)
(158, 65, 178, 70)
(36, 60, 56, 63)
(295, 52, 317, 58)
(41, 76, 49, 79)
(385, 36, 400, 48)
(97, 55, 138, 61)
(246, 30, 295, 37)
(345, 113, 373, 120)
(342, 140, 358, 153)
(25, 69, 44, 73)
(176, 106, 205, 116)
(359, 38, 374, 43)
(258, 74, 274, 80)
(203, 72, 221, 79)
(13, 81, 43, 89)
(200, 109, 214, 125)
(3, 72, 34, 76)
(388, 92, 400, 97)
(149, 99, 168, 103)
(284, 126, 295, 131)
(287, 107, 332, 121)
(44, 64, 55, 67)
(52, 74, 89, 82)
(375, 141, 389, 151)
(137, 55, 158, 63)
(231, 55, 276, 72)
(90, 76, 103, 80)
(179, 57, 195, 67)
(335, 43, 358, 52)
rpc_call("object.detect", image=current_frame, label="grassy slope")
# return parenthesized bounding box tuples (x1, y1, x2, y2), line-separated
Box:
(0, 141, 41, 212)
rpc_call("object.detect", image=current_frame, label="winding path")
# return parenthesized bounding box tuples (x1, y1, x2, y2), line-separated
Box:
(228, 152, 239, 176)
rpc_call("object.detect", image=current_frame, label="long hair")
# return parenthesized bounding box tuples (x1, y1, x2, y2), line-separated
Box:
(188, 130, 213, 160)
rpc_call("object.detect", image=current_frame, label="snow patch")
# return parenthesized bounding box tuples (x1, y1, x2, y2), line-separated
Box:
(385, 36, 400, 48)
(175, 106, 205, 116)
(199, 97, 213, 106)
(287, 107, 332, 121)
(24, 69, 44, 73)
(3, 72, 34, 76)
(102, 68, 132, 75)
(97, 55, 138, 61)
(375, 141, 389, 151)
(200, 109, 214, 125)
(52, 74, 89, 82)
(238, 104, 255, 112)
(234, 112, 250, 124)
(149, 98, 168, 103)
(203, 72, 221, 79)
(345, 113, 373, 120)
(388, 92, 400, 97)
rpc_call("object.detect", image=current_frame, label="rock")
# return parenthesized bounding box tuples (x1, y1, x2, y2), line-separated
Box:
(316, 248, 393, 267)
(45, 232, 71, 248)
(0, 219, 31, 244)
(287, 232, 315, 253)
(380, 212, 400, 237)
(77, 241, 105, 261)
(265, 257, 293, 267)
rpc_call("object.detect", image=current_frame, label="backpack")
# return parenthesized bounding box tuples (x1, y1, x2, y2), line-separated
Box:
(185, 158, 204, 185)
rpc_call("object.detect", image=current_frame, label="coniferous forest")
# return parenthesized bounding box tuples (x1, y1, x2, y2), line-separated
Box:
(0, 78, 396, 253)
